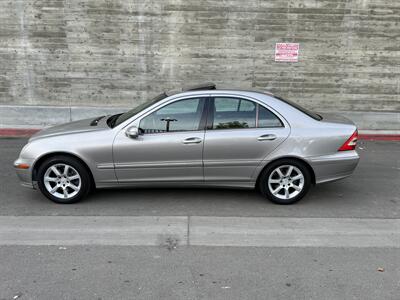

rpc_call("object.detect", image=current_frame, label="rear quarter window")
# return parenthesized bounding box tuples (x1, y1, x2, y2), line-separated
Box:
(258, 105, 283, 127)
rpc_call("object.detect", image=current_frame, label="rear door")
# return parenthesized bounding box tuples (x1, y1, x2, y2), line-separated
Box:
(203, 96, 290, 183)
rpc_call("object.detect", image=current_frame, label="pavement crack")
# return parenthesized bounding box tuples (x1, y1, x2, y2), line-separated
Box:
(187, 215, 190, 246)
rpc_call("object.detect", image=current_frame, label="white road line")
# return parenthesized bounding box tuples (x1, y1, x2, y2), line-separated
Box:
(0, 216, 399, 248)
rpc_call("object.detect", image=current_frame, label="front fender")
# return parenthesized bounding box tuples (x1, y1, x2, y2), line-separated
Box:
(18, 130, 117, 187)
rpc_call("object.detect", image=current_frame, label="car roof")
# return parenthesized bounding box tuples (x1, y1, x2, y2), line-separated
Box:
(165, 82, 275, 98)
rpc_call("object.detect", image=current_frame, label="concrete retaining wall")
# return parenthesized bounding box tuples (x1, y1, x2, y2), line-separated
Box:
(1, 105, 398, 131)
(0, 0, 399, 128)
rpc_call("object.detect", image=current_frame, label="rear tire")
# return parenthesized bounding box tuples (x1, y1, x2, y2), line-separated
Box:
(259, 159, 311, 205)
(37, 155, 92, 204)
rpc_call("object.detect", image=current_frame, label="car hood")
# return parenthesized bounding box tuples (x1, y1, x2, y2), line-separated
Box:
(29, 117, 109, 142)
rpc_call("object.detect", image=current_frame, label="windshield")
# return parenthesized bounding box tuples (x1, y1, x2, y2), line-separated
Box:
(274, 95, 322, 121)
(109, 93, 168, 128)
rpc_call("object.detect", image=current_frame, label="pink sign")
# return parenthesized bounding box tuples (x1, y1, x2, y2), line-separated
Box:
(275, 43, 299, 62)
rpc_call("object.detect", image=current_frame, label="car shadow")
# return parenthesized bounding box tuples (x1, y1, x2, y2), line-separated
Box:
(83, 180, 356, 207)
(7, 177, 398, 218)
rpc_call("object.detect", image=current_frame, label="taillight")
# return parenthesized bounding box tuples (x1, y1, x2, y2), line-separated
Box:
(338, 130, 358, 151)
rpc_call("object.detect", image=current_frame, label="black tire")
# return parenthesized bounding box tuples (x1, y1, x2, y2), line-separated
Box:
(258, 159, 312, 205)
(37, 155, 92, 204)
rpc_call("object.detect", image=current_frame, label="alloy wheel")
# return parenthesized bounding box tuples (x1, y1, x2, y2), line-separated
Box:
(267, 165, 305, 200)
(43, 163, 81, 199)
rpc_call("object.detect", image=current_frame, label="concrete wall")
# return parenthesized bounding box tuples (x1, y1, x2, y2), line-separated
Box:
(0, 0, 399, 127)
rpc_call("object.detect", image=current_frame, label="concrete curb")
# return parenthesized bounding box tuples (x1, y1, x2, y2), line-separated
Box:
(0, 105, 128, 127)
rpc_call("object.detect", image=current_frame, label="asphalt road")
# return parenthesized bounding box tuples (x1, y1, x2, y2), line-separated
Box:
(1, 138, 399, 218)
(1, 138, 399, 300)
(1, 246, 399, 300)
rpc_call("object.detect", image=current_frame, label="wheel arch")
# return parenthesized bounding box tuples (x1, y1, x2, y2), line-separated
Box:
(32, 152, 95, 188)
(255, 156, 316, 188)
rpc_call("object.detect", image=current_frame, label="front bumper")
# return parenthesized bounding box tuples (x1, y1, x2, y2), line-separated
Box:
(308, 150, 360, 184)
(14, 157, 36, 189)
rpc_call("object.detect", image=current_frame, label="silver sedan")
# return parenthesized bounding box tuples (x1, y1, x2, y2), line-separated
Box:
(14, 83, 359, 204)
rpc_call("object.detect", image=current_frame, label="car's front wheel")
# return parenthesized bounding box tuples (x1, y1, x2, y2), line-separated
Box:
(37, 156, 92, 204)
(259, 159, 312, 205)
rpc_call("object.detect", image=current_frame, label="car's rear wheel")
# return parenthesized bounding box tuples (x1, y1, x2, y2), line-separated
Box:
(37, 156, 91, 204)
(259, 159, 311, 205)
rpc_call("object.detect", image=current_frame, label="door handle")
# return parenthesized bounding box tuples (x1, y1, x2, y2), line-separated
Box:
(257, 134, 277, 141)
(183, 137, 203, 144)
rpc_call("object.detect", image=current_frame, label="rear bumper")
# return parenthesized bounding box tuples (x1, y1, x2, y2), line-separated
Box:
(307, 151, 360, 184)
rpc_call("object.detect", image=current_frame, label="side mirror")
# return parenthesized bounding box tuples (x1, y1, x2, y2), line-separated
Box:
(125, 126, 139, 139)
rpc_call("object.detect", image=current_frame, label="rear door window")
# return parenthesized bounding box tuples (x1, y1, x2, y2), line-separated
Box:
(211, 97, 282, 129)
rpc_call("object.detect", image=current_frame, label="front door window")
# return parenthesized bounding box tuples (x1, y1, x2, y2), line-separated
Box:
(140, 98, 206, 134)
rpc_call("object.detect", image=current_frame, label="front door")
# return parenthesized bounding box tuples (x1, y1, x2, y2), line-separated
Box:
(113, 97, 207, 184)
(203, 97, 290, 183)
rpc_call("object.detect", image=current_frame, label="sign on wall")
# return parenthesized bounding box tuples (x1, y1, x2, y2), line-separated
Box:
(275, 43, 299, 62)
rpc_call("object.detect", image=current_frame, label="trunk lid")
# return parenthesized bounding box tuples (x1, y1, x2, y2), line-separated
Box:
(317, 112, 356, 126)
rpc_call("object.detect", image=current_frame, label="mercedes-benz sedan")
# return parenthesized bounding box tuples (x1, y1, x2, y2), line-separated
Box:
(14, 83, 359, 204)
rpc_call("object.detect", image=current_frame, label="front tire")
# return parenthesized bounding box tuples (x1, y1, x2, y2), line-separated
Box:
(259, 159, 311, 205)
(37, 156, 92, 204)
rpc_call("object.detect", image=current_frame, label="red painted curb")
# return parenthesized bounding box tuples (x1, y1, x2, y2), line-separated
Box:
(0, 128, 399, 141)
(0, 128, 41, 137)
(358, 134, 400, 141)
